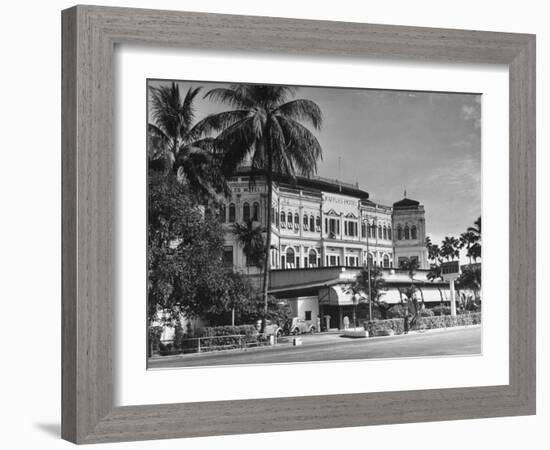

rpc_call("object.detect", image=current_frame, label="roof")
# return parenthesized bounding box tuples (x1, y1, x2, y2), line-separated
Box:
(234, 168, 370, 200)
(393, 197, 420, 209)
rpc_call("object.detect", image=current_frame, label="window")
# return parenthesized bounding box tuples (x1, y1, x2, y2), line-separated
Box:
(294, 213, 299, 229)
(383, 254, 390, 268)
(308, 249, 318, 267)
(303, 214, 309, 230)
(397, 225, 403, 240)
(286, 247, 295, 268)
(305, 311, 312, 321)
(252, 202, 259, 221)
(242, 202, 250, 222)
(398, 257, 409, 268)
(404, 225, 410, 240)
(411, 225, 417, 240)
(280, 211, 286, 227)
(310, 215, 315, 232)
(222, 246, 233, 267)
(328, 255, 339, 266)
(361, 222, 366, 239)
(388, 227, 392, 240)
(287, 212, 293, 225)
(378, 225, 383, 239)
(345, 220, 357, 237)
(328, 218, 339, 237)
(383, 225, 387, 240)
(271, 207, 275, 224)
(368, 223, 374, 238)
(220, 204, 226, 223)
(316, 216, 321, 231)
(228, 203, 236, 222)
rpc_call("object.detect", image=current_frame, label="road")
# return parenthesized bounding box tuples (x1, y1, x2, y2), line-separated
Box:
(148, 326, 481, 369)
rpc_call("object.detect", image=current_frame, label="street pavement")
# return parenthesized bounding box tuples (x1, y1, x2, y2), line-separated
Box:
(148, 325, 481, 369)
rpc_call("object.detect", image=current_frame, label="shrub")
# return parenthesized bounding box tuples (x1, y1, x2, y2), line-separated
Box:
(431, 305, 452, 316)
(148, 326, 163, 355)
(419, 308, 434, 317)
(386, 304, 405, 319)
(364, 312, 481, 336)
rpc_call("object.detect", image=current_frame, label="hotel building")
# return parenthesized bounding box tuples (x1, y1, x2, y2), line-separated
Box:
(220, 170, 449, 330)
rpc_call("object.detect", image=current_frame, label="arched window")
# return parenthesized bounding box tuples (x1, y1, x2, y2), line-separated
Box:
(383, 225, 387, 240)
(388, 227, 392, 240)
(242, 202, 250, 222)
(378, 225, 383, 239)
(294, 213, 299, 229)
(361, 222, 366, 238)
(397, 225, 403, 240)
(383, 254, 390, 268)
(316, 216, 321, 231)
(308, 249, 318, 267)
(228, 203, 236, 222)
(287, 212, 293, 225)
(404, 224, 410, 240)
(303, 214, 308, 230)
(220, 204, 226, 223)
(310, 215, 315, 231)
(367, 253, 374, 268)
(411, 225, 417, 240)
(286, 247, 295, 268)
(280, 211, 286, 227)
(252, 202, 259, 221)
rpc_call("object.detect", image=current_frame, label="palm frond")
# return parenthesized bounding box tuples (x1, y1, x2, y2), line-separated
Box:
(275, 116, 323, 177)
(274, 99, 323, 130)
(204, 87, 255, 109)
(190, 110, 250, 140)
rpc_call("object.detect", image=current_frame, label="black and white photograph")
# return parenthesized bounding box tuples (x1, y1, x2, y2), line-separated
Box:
(147, 79, 482, 369)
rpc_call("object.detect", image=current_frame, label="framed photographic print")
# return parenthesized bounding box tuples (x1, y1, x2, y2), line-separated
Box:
(62, 5, 536, 444)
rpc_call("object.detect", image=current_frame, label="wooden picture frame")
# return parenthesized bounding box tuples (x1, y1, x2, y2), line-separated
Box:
(62, 5, 536, 444)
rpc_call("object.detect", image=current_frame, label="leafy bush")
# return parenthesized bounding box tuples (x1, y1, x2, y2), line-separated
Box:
(419, 308, 434, 317)
(364, 313, 481, 336)
(148, 326, 164, 355)
(431, 305, 452, 316)
(386, 305, 406, 319)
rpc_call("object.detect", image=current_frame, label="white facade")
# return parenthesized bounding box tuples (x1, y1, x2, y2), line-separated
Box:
(220, 173, 428, 274)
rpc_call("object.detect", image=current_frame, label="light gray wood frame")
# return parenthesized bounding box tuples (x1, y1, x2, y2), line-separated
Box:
(62, 5, 536, 444)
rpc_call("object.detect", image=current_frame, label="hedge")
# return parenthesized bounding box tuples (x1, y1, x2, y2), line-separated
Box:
(364, 312, 481, 337)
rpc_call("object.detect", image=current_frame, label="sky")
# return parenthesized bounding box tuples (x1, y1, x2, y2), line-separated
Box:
(148, 79, 481, 247)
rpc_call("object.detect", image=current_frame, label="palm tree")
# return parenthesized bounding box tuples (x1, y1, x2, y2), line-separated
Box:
(457, 265, 482, 301)
(459, 231, 477, 263)
(232, 220, 265, 272)
(348, 266, 388, 320)
(197, 84, 323, 325)
(148, 82, 226, 200)
(466, 216, 482, 262)
(440, 236, 460, 261)
(399, 257, 425, 307)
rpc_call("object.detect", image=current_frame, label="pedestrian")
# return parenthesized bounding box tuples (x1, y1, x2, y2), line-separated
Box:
(404, 313, 409, 334)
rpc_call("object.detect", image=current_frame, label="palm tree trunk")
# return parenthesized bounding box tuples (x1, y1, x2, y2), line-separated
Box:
(261, 155, 273, 332)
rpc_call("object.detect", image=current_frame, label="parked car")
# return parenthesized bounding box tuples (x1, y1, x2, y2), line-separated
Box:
(284, 317, 316, 335)
(262, 320, 283, 337)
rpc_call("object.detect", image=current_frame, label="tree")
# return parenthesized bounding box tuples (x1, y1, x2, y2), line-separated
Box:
(465, 216, 481, 262)
(348, 266, 389, 319)
(456, 264, 482, 301)
(440, 236, 460, 261)
(197, 84, 323, 327)
(425, 237, 444, 303)
(398, 257, 425, 307)
(148, 82, 226, 201)
(231, 220, 265, 271)
(148, 173, 228, 324)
